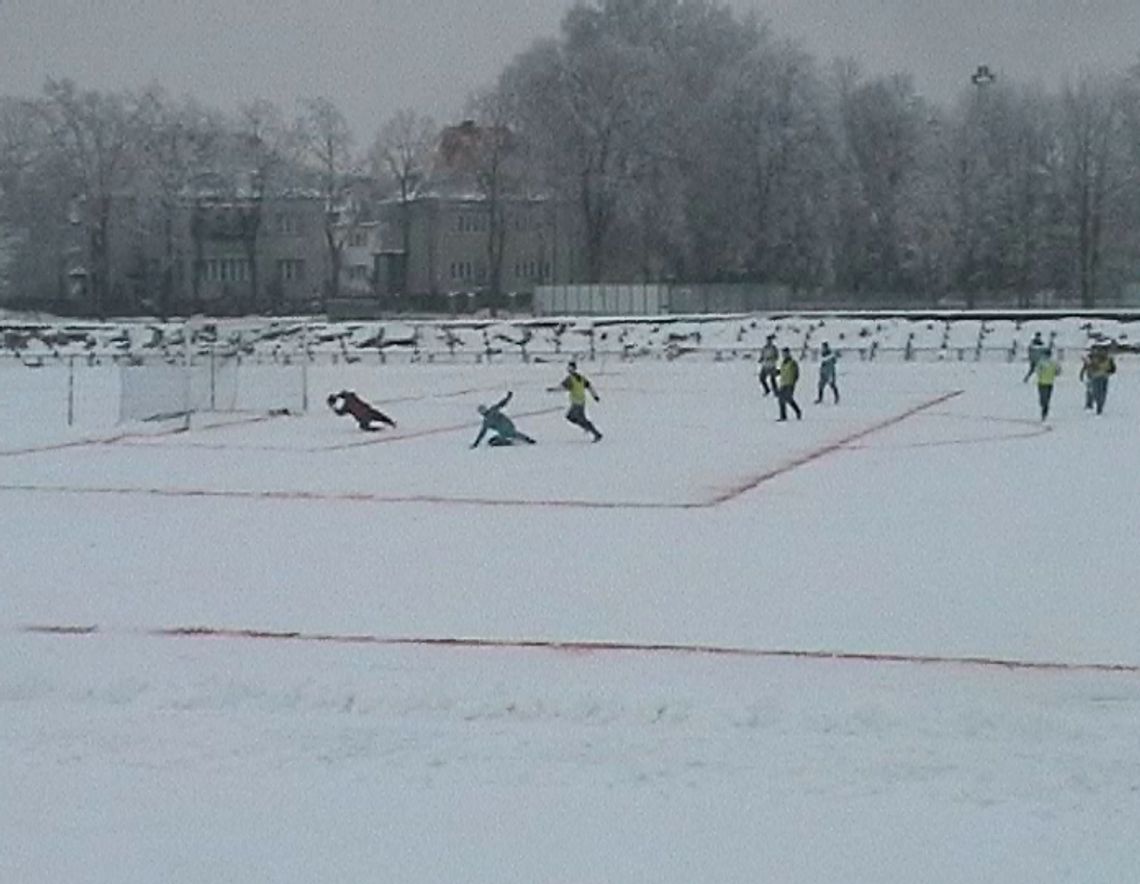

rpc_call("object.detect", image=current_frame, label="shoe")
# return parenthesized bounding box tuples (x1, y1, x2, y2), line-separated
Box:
(776, 417, 787, 422)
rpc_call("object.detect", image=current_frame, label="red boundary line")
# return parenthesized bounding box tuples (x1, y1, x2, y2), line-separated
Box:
(707, 390, 963, 504)
(0, 391, 964, 510)
(18, 624, 1140, 675)
(0, 412, 279, 458)
(0, 483, 688, 509)
(844, 411, 1052, 450)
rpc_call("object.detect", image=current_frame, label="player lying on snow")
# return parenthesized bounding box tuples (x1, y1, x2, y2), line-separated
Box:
(327, 390, 397, 431)
(471, 391, 536, 448)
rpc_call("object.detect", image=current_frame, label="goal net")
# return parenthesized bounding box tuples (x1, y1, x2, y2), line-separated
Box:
(119, 352, 307, 423)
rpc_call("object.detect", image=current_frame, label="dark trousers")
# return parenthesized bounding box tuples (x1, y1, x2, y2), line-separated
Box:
(816, 377, 838, 403)
(759, 366, 778, 395)
(1089, 377, 1109, 414)
(489, 432, 535, 446)
(566, 404, 601, 438)
(358, 408, 396, 431)
(777, 386, 801, 420)
(1037, 384, 1054, 419)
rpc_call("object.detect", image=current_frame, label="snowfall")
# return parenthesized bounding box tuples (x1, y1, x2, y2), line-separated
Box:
(2, 312, 1139, 883)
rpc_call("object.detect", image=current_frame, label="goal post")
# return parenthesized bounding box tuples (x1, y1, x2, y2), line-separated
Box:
(118, 350, 306, 423)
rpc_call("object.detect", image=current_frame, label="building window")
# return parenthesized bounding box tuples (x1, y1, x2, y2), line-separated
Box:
(513, 260, 543, 281)
(348, 265, 369, 282)
(202, 258, 250, 283)
(457, 212, 489, 233)
(349, 230, 367, 247)
(275, 213, 299, 235)
(450, 261, 476, 281)
(278, 259, 305, 281)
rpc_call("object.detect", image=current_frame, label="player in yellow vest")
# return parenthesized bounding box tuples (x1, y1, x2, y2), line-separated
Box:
(776, 348, 802, 421)
(1034, 349, 1060, 420)
(549, 360, 602, 441)
(1080, 343, 1117, 415)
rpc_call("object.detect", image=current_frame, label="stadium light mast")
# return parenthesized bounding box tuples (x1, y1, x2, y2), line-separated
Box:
(971, 64, 996, 91)
(962, 65, 996, 310)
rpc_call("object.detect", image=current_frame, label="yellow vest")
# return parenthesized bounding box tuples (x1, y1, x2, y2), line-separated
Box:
(565, 373, 589, 405)
(1036, 359, 1059, 386)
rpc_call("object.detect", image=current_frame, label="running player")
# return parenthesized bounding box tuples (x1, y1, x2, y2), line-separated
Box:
(549, 360, 603, 441)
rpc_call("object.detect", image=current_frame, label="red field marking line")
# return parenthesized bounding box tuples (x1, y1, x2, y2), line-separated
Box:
(709, 390, 964, 504)
(0, 434, 134, 458)
(842, 409, 1053, 451)
(0, 413, 281, 457)
(0, 483, 687, 509)
(18, 624, 1140, 675)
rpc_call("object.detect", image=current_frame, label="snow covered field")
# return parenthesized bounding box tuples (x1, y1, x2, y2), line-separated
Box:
(2, 331, 1139, 882)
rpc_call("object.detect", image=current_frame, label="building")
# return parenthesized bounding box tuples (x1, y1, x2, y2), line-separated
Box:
(181, 192, 328, 315)
(350, 120, 581, 313)
(377, 193, 575, 298)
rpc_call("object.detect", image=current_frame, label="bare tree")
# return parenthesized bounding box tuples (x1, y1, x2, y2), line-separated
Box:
(506, 29, 654, 283)
(135, 90, 223, 317)
(38, 79, 149, 318)
(295, 96, 357, 308)
(215, 99, 289, 313)
(369, 108, 436, 294)
(834, 72, 925, 298)
(1059, 73, 1127, 308)
(466, 88, 524, 306)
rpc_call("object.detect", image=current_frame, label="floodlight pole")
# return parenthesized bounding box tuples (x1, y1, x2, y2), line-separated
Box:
(964, 65, 996, 310)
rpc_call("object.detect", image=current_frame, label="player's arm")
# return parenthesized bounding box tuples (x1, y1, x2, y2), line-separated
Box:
(470, 422, 488, 448)
(494, 391, 512, 410)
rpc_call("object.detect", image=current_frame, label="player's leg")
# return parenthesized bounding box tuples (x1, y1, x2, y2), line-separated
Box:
(368, 408, 395, 428)
(567, 404, 591, 434)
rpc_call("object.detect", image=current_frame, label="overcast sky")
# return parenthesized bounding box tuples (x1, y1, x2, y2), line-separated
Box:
(2, 0, 1138, 144)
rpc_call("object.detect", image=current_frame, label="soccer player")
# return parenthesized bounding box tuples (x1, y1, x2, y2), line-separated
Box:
(470, 391, 536, 448)
(1080, 343, 1117, 415)
(1034, 348, 1060, 420)
(757, 335, 779, 395)
(1022, 332, 1047, 382)
(776, 348, 802, 421)
(327, 390, 396, 431)
(815, 341, 839, 404)
(549, 360, 603, 441)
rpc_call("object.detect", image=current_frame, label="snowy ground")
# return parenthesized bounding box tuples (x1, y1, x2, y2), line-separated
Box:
(2, 348, 1139, 883)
